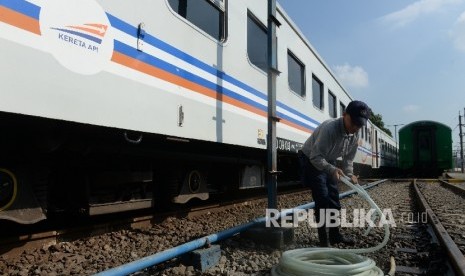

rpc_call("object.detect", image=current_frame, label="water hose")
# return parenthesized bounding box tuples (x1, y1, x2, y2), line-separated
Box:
(271, 176, 390, 276)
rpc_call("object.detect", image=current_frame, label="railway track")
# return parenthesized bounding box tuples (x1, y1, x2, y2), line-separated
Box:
(342, 179, 465, 275)
(137, 180, 465, 275)
(0, 186, 316, 275)
(417, 181, 465, 254)
(4, 179, 465, 275)
(0, 187, 307, 261)
(414, 179, 465, 275)
(326, 180, 446, 275)
(242, 179, 462, 276)
(382, 181, 442, 275)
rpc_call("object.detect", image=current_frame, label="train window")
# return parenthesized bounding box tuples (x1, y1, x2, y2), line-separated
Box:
(312, 75, 324, 110)
(287, 51, 305, 96)
(365, 126, 368, 141)
(328, 91, 337, 118)
(247, 12, 267, 72)
(168, 0, 225, 41)
(340, 102, 346, 116)
(361, 126, 364, 139)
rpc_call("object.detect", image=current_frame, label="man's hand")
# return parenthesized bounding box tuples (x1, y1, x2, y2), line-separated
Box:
(350, 175, 359, 184)
(332, 168, 345, 181)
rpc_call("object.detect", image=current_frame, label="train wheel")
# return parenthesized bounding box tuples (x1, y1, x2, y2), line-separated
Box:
(155, 167, 209, 208)
(172, 169, 208, 204)
(0, 167, 46, 224)
(0, 168, 17, 212)
(187, 170, 201, 193)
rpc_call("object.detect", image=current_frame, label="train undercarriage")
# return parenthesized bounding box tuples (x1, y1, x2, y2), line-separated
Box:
(1, 112, 290, 224)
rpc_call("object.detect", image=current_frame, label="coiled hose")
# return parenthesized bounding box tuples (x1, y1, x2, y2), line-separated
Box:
(271, 176, 390, 276)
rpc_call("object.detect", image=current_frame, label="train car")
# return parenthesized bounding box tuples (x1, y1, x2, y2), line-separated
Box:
(351, 120, 374, 176)
(399, 121, 452, 176)
(0, 0, 394, 224)
(369, 124, 397, 176)
(375, 127, 397, 168)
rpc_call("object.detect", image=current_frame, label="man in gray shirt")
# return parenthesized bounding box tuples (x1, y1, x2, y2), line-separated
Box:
(298, 100, 371, 247)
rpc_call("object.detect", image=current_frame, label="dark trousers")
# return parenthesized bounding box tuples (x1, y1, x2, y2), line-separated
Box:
(298, 151, 341, 225)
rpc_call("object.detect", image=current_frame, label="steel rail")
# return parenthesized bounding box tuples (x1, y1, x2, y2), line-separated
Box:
(412, 179, 465, 276)
(439, 179, 465, 197)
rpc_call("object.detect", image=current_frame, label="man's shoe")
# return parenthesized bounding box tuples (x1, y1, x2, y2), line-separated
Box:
(329, 234, 355, 245)
(328, 227, 355, 245)
(317, 227, 330, 247)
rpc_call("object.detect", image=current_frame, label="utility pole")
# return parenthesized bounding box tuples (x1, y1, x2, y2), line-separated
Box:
(266, 0, 280, 209)
(459, 111, 464, 173)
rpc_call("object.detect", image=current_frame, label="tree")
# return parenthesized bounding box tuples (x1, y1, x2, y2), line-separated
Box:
(370, 112, 392, 137)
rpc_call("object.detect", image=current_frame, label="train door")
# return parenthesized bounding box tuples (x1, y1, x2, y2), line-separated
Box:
(413, 127, 436, 171)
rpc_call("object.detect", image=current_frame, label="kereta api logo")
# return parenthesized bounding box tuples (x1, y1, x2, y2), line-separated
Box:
(40, 0, 114, 75)
(51, 23, 108, 48)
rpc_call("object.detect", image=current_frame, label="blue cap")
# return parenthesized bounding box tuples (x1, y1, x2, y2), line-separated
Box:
(346, 100, 371, 126)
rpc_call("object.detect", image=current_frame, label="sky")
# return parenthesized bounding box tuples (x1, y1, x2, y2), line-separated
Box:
(277, 0, 465, 154)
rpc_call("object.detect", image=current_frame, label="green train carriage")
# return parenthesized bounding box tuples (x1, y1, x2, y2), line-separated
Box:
(398, 121, 452, 176)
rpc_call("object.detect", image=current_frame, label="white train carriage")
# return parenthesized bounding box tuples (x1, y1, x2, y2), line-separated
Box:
(0, 0, 394, 223)
(352, 121, 374, 170)
(374, 128, 397, 168)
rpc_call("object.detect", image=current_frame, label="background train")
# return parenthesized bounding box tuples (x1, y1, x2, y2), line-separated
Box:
(0, 0, 397, 224)
(399, 121, 453, 177)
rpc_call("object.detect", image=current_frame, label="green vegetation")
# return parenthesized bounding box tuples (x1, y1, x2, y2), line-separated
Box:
(370, 112, 392, 137)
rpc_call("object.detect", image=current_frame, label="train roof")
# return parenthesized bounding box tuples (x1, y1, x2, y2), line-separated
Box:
(399, 120, 452, 132)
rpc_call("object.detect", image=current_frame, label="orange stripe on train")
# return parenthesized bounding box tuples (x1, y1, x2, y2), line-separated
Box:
(111, 51, 268, 118)
(280, 119, 312, 134)
(67, 24, 108, 37)
(0, 6, 41, 35)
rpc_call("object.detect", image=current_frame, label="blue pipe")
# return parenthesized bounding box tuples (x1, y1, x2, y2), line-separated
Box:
(94, 179, 386, 276)
(94, 219, 263, 276)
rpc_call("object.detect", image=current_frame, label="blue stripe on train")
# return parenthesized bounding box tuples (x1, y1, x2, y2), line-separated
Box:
(106, 13, 320, 127)
(0, 0, 40, 19)
(114, 40, 315, 132)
